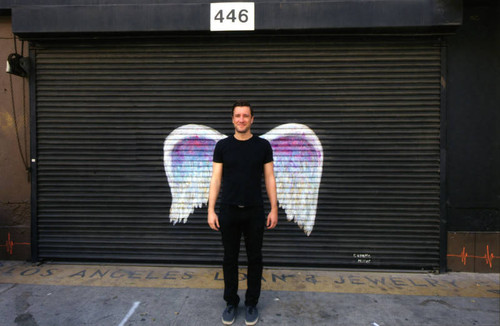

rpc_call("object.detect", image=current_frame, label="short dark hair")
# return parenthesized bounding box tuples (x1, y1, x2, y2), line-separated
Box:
(232, 100, 253, 116)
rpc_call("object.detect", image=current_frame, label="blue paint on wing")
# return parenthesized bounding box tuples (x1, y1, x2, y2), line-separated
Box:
(171, 137, 216, 181)
(271, 135, 322, 179)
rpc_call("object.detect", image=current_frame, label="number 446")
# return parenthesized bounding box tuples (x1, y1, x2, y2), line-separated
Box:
(214, 9, 249, 23)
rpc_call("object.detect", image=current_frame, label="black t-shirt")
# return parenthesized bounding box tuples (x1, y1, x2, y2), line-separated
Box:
(213, 135, 273, 206)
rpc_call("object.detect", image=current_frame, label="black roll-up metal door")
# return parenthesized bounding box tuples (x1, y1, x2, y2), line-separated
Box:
(33, 34, 442, 270)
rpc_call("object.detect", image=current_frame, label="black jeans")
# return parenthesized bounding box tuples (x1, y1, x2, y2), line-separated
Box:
(219, 204, 265, 307)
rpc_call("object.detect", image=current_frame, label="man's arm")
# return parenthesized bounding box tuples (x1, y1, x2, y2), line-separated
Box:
(264, 161, 278, 229)
(207, 162, 223, 231)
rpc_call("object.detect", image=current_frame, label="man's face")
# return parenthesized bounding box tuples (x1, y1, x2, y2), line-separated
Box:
(232, 106, 254, 134)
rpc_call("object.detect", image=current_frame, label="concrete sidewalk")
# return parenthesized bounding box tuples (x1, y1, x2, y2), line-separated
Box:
(0, 261, 499, 326)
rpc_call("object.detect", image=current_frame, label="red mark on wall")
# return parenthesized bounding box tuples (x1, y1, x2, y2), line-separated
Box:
(447, 245, 498, 268)
(0, 233, 30, 255)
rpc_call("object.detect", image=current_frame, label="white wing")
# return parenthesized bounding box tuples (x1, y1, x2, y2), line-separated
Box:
(262, 123, 323, 236)
(164, 124, 226, 224)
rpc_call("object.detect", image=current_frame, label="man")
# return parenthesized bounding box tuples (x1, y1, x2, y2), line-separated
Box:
(208, 101, 278, 325)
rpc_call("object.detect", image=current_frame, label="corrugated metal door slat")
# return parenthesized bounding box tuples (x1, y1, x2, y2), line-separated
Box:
(34, 35, 441, 270)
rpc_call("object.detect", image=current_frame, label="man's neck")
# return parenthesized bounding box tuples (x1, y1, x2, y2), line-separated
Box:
(234, 131, 253, 141)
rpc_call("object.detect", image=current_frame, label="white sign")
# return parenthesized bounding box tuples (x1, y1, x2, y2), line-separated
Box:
(210, 2, 255, 31)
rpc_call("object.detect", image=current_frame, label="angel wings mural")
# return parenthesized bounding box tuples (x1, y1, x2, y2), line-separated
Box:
(163, 123, 323, 236)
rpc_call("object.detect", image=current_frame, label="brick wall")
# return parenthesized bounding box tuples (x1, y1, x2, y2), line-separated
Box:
(0, 16, 31, 260)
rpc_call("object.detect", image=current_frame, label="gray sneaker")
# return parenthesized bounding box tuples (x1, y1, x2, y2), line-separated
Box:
(245, 305, 259, 325)
(222, 304, 237, 325)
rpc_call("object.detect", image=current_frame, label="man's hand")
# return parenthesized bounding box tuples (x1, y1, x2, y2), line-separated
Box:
(208, 211, 220, 231)
(264, 161, 278, 230)
(207, 162, 222, 231)
(266, 209, 278, 229)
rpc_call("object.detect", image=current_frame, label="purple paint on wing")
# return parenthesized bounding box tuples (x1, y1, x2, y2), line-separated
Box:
(270, 136, 321, 165)
(172, 137, 216, 171)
